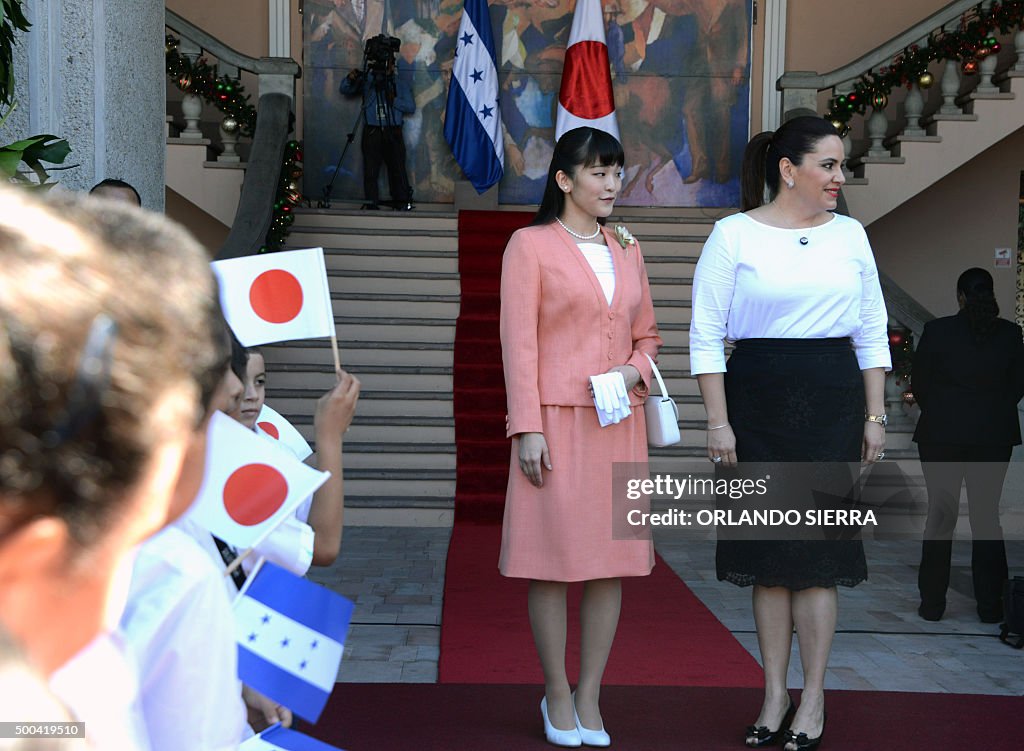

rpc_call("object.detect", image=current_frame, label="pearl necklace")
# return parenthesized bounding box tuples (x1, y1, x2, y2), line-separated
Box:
(556, 217, 601, 241)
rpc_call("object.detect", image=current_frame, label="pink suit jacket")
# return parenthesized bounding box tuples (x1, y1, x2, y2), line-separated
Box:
(500, 221, 663, 437)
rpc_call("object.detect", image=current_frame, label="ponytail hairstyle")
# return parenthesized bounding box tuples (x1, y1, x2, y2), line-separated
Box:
(740, 116, 840, 211)
(532, 127, 625, 227)
(957, 267, 999, 343)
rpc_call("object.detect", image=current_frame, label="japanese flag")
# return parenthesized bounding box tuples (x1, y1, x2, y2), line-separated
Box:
(212, 248, 334, 347)
(256, 403, 313, 462)
(185, 412, 329, 549)
(555, 0, 620, 141)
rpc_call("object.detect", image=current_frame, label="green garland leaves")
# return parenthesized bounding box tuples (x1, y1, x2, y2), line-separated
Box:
(825, 1, 1024, 131)
(165, 35, 257, 138)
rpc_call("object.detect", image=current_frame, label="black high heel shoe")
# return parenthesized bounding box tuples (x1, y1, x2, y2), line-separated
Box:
(745, 699, 795, 747)
(782, 711, 826, 751)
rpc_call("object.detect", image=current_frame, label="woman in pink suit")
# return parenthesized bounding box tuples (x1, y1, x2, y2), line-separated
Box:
(499, 127, 662, 748)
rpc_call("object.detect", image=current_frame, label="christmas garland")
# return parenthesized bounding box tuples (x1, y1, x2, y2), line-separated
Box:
(165, 35, 303, 252)
(825, 1, 1024, 132)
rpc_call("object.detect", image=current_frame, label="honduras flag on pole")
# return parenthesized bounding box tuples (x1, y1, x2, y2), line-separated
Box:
(240, 723, 345, 751)
(234, 561, 354, 723)
(444, 0, 504, 193)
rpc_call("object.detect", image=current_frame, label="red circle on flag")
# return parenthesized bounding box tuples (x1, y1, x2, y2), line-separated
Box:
(258, 421, 280, 439)
(222, 463, 290, 526)
(558, 41, 616, 120)
(249, 270, 304, 324)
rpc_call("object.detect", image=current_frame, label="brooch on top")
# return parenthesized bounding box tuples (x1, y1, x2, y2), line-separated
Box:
(614, 224, 636, 254)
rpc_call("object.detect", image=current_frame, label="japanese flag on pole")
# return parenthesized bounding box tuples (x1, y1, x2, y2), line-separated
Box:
(212, 248, 334, 347)
(554, 0, 620, 141)
(256, 404, 313, 462)
(184, 412, 329, 549)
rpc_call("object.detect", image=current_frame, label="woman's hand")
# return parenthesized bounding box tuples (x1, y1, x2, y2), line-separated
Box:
(862, 421, 886, 464)
(517, 432, 551, 488)
(605, 364, 641, 392)
(707, 424, 737, 467)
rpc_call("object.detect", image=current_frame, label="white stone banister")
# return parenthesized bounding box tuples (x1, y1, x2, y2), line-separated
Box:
(777, 0, 980, 116)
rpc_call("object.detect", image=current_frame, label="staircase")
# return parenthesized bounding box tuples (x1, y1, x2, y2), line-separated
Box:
(263, 207, 920, 516)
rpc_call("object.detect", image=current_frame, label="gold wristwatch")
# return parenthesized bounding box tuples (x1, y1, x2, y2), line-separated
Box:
(865, 413, 888, 427)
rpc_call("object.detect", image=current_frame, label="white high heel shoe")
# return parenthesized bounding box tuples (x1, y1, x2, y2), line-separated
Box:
(541, 696, 582, 747)
(572, 692, 611, 747)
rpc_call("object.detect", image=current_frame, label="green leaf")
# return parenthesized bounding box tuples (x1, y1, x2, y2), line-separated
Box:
(0, 147, 20, 178)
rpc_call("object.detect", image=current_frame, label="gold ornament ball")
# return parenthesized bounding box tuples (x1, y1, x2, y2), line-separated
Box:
(221, 117, 239, 134)
(918, 72, 934, 89)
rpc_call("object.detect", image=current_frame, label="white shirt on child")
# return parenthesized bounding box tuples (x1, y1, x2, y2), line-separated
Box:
(117, 524, 246, 751)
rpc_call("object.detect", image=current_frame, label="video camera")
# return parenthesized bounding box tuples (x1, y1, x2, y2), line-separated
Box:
(364, 34, 400, 71)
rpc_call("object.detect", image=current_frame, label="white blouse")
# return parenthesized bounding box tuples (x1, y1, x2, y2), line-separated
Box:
(690, 212, 892, 375)
(577, 241, 616, 305)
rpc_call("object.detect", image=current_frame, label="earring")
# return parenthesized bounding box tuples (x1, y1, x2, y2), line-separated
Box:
(786, 180, 794, 189)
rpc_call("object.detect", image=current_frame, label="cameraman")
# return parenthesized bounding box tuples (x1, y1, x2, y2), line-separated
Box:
(340, 56, 415, 211)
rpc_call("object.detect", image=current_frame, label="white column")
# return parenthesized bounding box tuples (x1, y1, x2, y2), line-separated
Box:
(269, 0, 290, 57)
(761, 0, 788, 131)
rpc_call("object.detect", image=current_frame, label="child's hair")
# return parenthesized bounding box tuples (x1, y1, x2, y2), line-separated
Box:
(0, 188, 227, 549)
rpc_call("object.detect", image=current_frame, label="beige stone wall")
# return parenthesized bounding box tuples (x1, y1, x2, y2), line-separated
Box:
(786, 0, 947, 74)
(867, 130, 1024, 321)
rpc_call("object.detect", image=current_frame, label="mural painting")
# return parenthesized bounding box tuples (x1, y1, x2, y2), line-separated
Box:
(303, 0, 751, 207)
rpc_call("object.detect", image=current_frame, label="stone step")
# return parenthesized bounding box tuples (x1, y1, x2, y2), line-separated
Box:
(333, 316, 456, 343)
(342, 442, 456, 471)
(293, 207, 458, 232)
(329, 272, 461, 296)
(286, 229, 456, 252)
(331, 296, 459, 319)
(316, 248, 459, 274)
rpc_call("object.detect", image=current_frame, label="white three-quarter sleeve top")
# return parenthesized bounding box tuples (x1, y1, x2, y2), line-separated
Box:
(689, 212, 892, 375)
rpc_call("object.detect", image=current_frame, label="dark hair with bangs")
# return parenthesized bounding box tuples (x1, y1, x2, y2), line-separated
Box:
(532, 127, 624, 227)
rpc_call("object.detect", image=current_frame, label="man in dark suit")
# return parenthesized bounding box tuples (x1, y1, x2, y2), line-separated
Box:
(912, 268, 1024, 622)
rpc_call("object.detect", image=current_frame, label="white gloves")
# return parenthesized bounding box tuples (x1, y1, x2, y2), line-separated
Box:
(590, 372, 632, 427)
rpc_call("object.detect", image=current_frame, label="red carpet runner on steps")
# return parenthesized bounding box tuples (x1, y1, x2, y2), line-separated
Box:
(441, 210, 761, 686)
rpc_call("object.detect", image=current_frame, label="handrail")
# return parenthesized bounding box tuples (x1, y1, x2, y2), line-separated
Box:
(216, 93, 293, 260)
(778, 0, 978, 92)
(165, 8, 299, 79)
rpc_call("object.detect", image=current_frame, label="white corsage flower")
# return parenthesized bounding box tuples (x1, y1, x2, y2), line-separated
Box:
(614, 224, 636, 254)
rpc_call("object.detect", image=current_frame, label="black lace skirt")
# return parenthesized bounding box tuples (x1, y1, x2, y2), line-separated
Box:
(715, 338, 868, 590)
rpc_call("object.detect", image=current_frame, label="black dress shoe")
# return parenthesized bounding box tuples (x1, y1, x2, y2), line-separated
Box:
(745, 700, 795, 747)
(361, 202, 380, 210)
(783, 712, 826, 751)
(918, 602, 945, 621)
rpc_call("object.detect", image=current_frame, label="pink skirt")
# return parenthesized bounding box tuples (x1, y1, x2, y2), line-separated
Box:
(499, 404, 655, 582)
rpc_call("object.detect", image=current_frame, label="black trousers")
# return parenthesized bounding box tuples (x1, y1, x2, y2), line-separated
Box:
(361, 125, 411, 204)
(917, 442, 1011, 616)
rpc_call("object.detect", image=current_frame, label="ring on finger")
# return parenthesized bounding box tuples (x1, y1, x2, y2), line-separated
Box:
(711, 456, 723, 464)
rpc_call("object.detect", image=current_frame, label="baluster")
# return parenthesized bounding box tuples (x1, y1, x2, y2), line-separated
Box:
(978, 51, 999, 93)
(903, 83, 926, 135)
(939, 59, 961, 114)
(866, 104, 889, 157)
(1015, 28, 1024, 71)
(177, 37, 204, 138)
(218, 118, 241, 163)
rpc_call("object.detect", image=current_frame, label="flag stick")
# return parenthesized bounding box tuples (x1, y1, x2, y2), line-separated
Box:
(330, 329, 342, 374)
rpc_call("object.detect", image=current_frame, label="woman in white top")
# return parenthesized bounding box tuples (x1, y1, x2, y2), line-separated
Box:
(690, 116, 890, 751)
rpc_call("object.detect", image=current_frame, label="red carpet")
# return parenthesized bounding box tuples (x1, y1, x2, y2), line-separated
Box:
(452, 210, 532, 523)
(307, 683, 1024, 751)
(445, 212, 761, 687)
(439, 524, 762, 686)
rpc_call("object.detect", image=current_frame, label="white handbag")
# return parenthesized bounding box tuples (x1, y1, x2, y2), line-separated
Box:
(643, 354, 681, 447)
